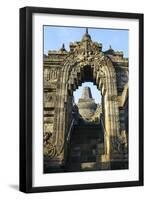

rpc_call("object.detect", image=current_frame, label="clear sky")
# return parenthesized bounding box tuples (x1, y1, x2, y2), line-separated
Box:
(44, 26, 128, 104)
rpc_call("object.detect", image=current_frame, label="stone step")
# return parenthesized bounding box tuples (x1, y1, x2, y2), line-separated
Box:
(74, 127, 101, 131)
(74, 133, 101, 136)
(72, 127, 104, 142)
(73, 125, 102, 134)
(74, 124, 101, 128)
(74, 128, 101, 131)
(74, 129, 102, 132)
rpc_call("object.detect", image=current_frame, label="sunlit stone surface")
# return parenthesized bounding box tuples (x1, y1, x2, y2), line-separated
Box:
(77, 87, 97, 121)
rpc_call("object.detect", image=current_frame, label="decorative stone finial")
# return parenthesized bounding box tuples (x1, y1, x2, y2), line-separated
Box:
(86, 27, 88, 34)
(104, 45, 114, 55)
(81, 87, 93, 99)
(62, 43, 65, 49)
(82, 28, 92, 42)
(60, 43, 66, 51)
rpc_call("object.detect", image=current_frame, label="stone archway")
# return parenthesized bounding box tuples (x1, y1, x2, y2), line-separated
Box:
(54, 54, 121, 168)
(43, 29, 128, 172)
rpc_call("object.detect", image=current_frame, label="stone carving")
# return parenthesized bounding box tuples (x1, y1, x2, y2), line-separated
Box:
(43, 131, 57, 158)
(91, 104, 102, 122)
(107, 95, 118, 101)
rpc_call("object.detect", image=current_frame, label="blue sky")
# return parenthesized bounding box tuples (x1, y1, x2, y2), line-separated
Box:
(44, 26, 128, 104)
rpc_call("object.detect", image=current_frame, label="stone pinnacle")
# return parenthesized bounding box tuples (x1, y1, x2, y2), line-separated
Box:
(81, 87, 93, 99)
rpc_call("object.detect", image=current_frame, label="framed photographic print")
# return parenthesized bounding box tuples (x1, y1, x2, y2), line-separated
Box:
(19, 7, 144, 193)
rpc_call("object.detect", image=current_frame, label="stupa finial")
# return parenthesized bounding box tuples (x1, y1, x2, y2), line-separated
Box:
(60, 43, 66, 51)
(86, 27, 88, 34)
(82, 28, 91, 42)
(81, 87, 93, 99)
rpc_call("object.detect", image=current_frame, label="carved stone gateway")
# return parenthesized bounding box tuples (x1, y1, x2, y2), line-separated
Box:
(43, 29, 128, 172)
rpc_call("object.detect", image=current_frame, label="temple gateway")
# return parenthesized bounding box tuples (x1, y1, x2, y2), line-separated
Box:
(43, 29, 128, 173)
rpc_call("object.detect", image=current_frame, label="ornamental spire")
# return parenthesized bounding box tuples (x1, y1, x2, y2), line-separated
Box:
(82, 27, 92, 42)
(109, 45, 112, 49)
(81, 87, 93, 99)
(60, 43, 66, 51)
(86, 27, 88, 34)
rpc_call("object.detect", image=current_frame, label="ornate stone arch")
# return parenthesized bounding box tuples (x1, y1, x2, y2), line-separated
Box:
(51, 52, 122, 166)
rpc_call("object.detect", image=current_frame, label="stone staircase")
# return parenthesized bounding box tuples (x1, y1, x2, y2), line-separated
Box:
(65, 123, 104, 172)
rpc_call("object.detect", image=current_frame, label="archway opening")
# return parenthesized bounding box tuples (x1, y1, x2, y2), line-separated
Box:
(65, 82, 104, 172)
(73, 82, 102, 124)
(73, 82, 101, 104)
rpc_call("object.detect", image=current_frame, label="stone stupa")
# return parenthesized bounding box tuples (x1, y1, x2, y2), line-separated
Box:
(77, 87, 97, 121)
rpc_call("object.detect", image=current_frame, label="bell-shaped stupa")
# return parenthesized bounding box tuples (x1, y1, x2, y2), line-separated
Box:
(77, 87, 97, 121)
